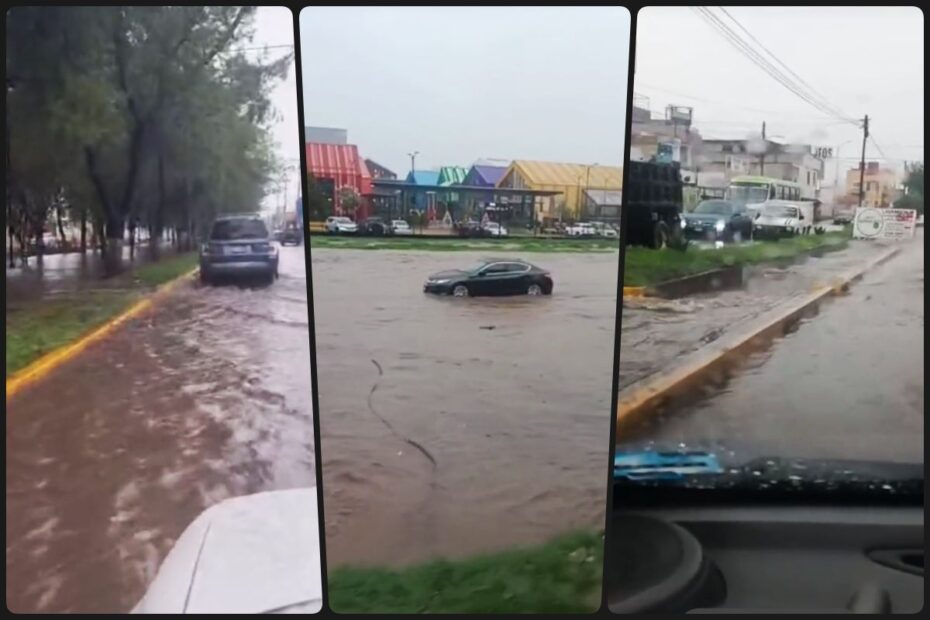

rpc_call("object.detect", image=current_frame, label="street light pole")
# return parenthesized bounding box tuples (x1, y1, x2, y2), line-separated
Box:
(858, 115, 869, 208)
(407, 151, 419, 176)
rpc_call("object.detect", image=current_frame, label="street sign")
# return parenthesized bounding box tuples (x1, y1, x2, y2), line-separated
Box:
(852, 207, 917, 240)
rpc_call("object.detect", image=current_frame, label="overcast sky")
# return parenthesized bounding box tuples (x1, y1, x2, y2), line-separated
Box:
(252, 6, 300, 212)
(299, 6, 630, 176)
(635, 6, 923, 183)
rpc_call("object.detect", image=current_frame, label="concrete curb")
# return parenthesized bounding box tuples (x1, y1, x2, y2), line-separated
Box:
(616, 245, 902, 433)
(6, 267, 199, 400)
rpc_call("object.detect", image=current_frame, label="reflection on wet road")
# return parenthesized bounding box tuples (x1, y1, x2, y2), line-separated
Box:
(620, 231, 924, 466)
(5, 246, 315, 613)
(311, 250, 619, 567)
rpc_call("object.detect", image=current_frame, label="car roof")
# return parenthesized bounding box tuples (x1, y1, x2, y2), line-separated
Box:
(481, 257, 530, 265)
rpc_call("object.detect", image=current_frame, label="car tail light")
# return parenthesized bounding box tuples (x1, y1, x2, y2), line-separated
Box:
(252, 242, 272, 253)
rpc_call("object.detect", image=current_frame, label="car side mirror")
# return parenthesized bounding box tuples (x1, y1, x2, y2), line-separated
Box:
(799, 214, 805, 220)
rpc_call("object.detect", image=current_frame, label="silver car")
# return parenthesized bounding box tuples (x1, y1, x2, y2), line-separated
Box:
(199, 215, 279, 285)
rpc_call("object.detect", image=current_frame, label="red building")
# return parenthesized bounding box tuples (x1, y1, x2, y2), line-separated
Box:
(305, 142, 373, 219)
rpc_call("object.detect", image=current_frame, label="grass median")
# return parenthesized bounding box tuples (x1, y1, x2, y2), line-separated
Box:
(5, 252, 198, 376)
(327, 530, 603, 614)
(624, 230, 851, 287)
(310, 235, 618, 253)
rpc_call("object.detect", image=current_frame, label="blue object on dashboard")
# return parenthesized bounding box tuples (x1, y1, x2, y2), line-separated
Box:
(614, 450, 723, 481)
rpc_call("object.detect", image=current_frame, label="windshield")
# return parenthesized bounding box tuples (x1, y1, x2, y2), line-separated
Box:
(763, 205, 799, 218)
(693, 200, 733, 215)
(727, 185, 769, 206)
(210, 219, 268, 240)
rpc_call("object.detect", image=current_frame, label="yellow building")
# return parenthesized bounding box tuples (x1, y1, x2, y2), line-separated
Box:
(845, 162, 898, 208)
(497, 160, 622, 221)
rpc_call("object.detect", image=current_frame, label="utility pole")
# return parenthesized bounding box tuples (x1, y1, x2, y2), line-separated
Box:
(408, 151, 419, 176)
(759, 121, 766, 176)
(858, 115, 869, 208)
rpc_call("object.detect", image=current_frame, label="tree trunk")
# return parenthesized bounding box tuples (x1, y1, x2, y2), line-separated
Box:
(56, 205, 66, 246)
(151, 152, 165, 260)
(8, 223, 15, 268)
(35, 228, 43, 261)
(103, 212, 124, 277)
(80, 209, 87, 254)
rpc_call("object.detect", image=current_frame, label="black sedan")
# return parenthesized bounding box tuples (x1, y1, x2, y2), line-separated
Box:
(357, 217, 392, 236)
(681, 199, 753, 243)
(424, 259, 553, 297)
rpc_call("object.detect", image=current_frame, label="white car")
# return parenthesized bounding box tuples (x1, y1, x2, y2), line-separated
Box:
(391, 220, 413, 235)
(132, 489, 322, 614)
(482, 222, 508, 237)
(565, 223, 596, 237)
(325, 216, 358, 235)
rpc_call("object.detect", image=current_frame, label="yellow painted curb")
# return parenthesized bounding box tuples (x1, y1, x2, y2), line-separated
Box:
(616, 245, 902, 432)
(622, 287, 646, 298)
(6, 267, 199, 400)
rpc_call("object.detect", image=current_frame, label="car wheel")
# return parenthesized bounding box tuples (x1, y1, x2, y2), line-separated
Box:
(732, 230, 743, 244)
(527, 283, 543, 296)
(452, 284, 469, 297)
(199, 269, 211, 286)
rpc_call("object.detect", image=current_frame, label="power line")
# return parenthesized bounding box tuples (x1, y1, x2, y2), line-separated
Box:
(716, 7, 854, 123)
(634, 83, 837, 119)
(692, 7, 859, 126)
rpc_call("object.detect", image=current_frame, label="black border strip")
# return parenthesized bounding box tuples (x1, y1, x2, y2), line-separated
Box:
(290, 5, 330, 612)
(601, 4, 638, 613)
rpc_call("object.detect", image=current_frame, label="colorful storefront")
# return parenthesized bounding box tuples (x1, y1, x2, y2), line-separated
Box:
(305, 142, 373, 219)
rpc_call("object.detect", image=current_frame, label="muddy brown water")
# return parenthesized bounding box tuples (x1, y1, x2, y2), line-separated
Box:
(5, 246, 315, 613)
(311, 249, 620, 568)
(618, 232, 923, 467)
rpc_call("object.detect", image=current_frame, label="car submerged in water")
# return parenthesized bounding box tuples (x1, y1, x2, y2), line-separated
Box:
(199, 215, 279, 285)
(424, 259, 553, 297)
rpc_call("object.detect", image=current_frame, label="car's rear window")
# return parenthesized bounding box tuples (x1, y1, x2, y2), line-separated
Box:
(210, 219, 268, 240)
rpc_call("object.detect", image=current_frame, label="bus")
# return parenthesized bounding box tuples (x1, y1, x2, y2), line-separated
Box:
(726, 175, 802, 215)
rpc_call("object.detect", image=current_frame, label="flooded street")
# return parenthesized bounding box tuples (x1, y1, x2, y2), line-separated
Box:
(311, 249, 619, 567)
(6, 245, 316, 613)
(619, 230, 923, 466)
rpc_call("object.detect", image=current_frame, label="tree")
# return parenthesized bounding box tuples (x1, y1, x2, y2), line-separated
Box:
(338, 187, 361, 218)
(5, 7, 287, 274)
(897, 162, 924, 214)
(305, 175, 332, 221)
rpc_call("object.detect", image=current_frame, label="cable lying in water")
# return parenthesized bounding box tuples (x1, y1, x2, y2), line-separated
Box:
(367, 359, 437, 469)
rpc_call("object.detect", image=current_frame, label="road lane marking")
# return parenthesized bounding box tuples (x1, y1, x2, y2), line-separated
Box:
(6, 268, 199, 400)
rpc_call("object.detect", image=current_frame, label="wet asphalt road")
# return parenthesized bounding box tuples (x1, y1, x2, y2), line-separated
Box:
(5, 245, 316, 613)
(311, 249, 619, 568)
(619, 230, 924, 466)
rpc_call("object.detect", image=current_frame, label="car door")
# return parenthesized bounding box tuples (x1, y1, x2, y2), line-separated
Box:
(474, 262, 510, 296)
(500, 262, 531, 294)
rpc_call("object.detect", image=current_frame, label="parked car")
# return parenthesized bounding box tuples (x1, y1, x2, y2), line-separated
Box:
(681, 199, 753, 242)
(590, 222, 619, 239)
(455, 220, 488, 238)
(271, 228, 283, 242)
(324, 216, 358, 235)
(482, 222, 509, 237)
(752, 201, 815, 239)
(358, 217, 391, 236)
(279, 222, 302, 246)
(565, 222, 596, 237)
(199, 215, 278, 285)
(424, 259, 553, 297)
(391, 219, 413, 235)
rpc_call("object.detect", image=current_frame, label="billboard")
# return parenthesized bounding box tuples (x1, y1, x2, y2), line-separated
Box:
(852, 207, 917, 240)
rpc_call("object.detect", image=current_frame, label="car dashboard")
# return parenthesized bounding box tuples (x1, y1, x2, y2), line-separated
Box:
(607, 495, 923, 614)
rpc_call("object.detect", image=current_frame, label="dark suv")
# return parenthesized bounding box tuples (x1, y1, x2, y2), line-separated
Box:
(358, 217, 391, 236)
(200, 215, 279, 285)
(280, 222, 303, 246)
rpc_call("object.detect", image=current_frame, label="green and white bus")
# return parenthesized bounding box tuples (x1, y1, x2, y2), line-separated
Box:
(726, 176, 802, 212)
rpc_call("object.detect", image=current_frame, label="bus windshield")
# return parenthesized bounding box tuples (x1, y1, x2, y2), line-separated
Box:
(727, 185, 769, 206)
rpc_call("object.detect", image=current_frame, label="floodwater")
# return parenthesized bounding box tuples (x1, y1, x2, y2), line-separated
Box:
(5, 245, 316, 613)
(311, 249, 620, 567)
(619, 230, 924, 466)
(6, 242, 173, 306)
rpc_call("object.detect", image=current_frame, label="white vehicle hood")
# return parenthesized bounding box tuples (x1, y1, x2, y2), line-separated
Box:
(755, 214, 797, 228)
(132, 488, 322, 614)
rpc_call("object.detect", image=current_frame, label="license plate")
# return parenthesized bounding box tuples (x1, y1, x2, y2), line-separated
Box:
(227, 245, 249, 255)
